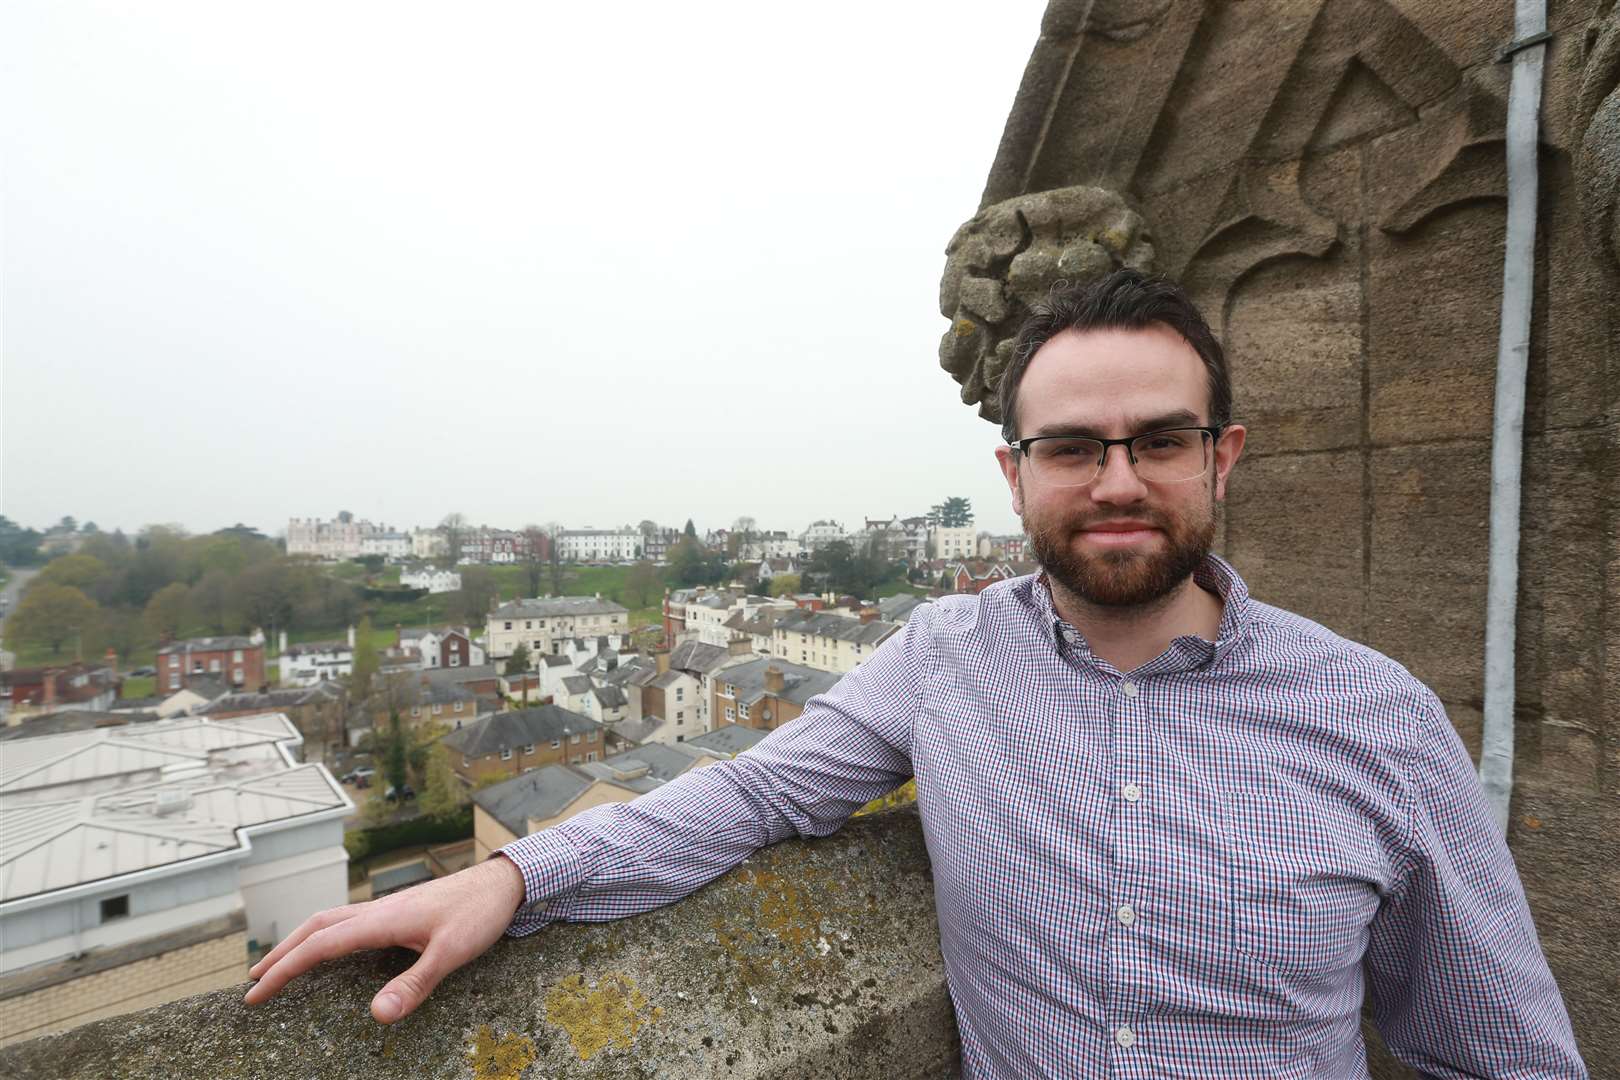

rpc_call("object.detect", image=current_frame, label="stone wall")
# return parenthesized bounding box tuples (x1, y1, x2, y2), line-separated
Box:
(943, 1, 1619, 1074)
(0, 809, 960, 1079)
(0, 914, 247, 1048)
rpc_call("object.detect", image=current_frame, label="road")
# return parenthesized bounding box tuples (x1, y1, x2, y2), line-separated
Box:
(0, 566, 40, 652)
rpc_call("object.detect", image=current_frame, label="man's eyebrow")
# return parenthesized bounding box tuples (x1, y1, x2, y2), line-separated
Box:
(1028, 410, 1203, 439)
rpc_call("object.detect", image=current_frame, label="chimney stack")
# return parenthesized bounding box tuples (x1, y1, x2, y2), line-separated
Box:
(859, 608, 878, 624)
(347, 624, 356, 649)
(42, 669, 58, 710)
(654, 649, 670, 675)
(764, 664, 785, 694)
(279, 629, 288, 656)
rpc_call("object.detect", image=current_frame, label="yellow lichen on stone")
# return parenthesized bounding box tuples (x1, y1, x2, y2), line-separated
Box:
(468, 1025, 537, 1080)
(543, 973, 660, 1060)
(738, 867, 816, 949)
(954, 318, 977, 337)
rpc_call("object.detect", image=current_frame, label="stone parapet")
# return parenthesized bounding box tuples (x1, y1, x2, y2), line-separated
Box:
(0, 807, 961, 1079)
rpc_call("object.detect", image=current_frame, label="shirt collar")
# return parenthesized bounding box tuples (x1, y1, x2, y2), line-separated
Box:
(1026, 553, 1252, 675)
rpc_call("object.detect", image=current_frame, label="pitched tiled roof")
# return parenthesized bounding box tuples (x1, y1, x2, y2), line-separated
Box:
(442, 705, 601, 758)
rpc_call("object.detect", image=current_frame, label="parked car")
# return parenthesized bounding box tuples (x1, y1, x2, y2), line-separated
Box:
(341, 767, 376, 788)
(128, 666, 156, 677)
(384, 783, 416, 803)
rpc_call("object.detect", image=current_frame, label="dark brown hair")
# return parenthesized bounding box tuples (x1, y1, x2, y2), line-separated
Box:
(998, 269, 1232, 443)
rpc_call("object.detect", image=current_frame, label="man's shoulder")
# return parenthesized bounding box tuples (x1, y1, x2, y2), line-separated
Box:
(1243, 598, 1435, 704)
(910, 575, 1043, 641)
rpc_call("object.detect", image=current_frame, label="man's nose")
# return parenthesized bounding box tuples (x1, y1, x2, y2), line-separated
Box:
(1090, 447, 1149, 503)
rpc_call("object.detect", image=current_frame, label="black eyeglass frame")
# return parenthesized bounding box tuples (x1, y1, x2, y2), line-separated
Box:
(1010, 425, 1227, 483)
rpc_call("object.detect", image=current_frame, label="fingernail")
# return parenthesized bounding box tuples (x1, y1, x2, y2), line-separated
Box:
(375, 992, 400, 1022)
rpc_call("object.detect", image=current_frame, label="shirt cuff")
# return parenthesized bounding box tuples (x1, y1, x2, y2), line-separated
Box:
(496, 828, 588, 937)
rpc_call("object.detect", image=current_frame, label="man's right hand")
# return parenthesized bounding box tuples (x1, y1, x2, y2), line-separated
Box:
(243, 853, 528, 1023)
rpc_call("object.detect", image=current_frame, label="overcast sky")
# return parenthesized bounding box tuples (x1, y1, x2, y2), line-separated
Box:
(3, 1, 1048, 540)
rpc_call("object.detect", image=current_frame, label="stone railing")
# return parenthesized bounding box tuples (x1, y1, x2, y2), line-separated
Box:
(0, 807, 961, 1079)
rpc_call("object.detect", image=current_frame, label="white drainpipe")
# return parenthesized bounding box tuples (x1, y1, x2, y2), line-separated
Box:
(1479, 0, 1551, 834)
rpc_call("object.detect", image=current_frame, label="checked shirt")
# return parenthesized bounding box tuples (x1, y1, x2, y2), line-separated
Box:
(500, 556, 1585, 1078)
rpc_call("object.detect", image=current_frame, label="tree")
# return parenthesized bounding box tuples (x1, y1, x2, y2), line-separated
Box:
(0, 516, 45, 566)
(191, 569, 237, 634)
(541, 521, 565, 595)
(441, 513, 467, 566)
(418, 744, 466, 820)
(451, 566, 497, 624)
(8, 584, 97, 657)
(385, 709, 409, 794)
(930, 497, 974, 528)
(92, 608, 143, 664)
(351, 615, 379, 702)
(622, 561, 661, 609)
(504, 642, 532, 676)
(730, 516, 757, 559)
(143, 582, 191, 642)
(768, 573, 801, 598)
(38, 554, 108, 591)
(521, 525, 550, 597)
(57, 516, 78, 534)
(683, 519, 697, 540)
(668, 538, 725, 587)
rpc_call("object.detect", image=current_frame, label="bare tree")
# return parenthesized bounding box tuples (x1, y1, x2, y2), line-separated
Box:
(731, 515, 757, 559)
(521, 525, 549, 597)
(440, 512, 467, 566)
(541, 521, 565, 595)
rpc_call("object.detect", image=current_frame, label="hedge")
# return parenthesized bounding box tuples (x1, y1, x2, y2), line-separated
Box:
(345, 806, 474, 865)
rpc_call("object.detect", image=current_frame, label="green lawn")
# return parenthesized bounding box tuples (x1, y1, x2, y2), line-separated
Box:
(122, 675, 156, 698)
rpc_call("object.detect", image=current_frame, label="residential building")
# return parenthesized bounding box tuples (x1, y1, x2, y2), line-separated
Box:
(711, 657, 841, 731)
(946, 561, 1034, 595)
(395, 626, 483, 670)
(737, 531, 803, 561)
(0, 713, 349, 1046)
(198, 682, 347, 764)
(929, 524, 978, 562)
(400, 567, 460, 593)
(357, 676, 477, 741)
(156, 637, 264, 693)
(359, 532, 410, 560)
(638, 669, 702, 743)
(1, 661, 122, 722)
(470, 743, 713, 859)
(770, 609, 901, 674)
(485, 597, 630, 662)
(442, 705, 606, 787)
(640, 527, 679, 563)
(878, 594, 930, 624)
(557, 528, 640, 563)
(459, 527, 524, 565)
(800, 520, 847, 552)
(410, 528, 448, 560)
(666, 639, 750, 729)
(285, 514, 398, 561)
(277, 628, 354, 688)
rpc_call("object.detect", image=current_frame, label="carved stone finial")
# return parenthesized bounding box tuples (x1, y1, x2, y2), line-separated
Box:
(938, 186, 1154, 424)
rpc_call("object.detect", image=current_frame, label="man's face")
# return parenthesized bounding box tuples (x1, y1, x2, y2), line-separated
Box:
(993, 325, 1246, 609)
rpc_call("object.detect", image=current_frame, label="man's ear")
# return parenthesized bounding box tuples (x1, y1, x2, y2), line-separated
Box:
(1213, 424, 1246, 503)
(994, 444, 1024, 516)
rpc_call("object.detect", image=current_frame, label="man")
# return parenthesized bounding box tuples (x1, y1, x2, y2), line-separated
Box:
(246, 271, 1585, 1077)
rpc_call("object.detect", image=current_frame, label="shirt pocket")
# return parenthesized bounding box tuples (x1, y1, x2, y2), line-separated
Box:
(1224, 786, 1386, 982)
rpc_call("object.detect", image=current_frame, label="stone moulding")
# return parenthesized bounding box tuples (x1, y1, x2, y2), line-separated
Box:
(0, 807, 959, 1080)
(938, 185, 1155, 424)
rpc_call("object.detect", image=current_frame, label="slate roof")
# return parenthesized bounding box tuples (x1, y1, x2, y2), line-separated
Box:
(773, 610, 899, 646)
(280, 640, 352, 658)
(667, 640, 735, 674)
(423, 664, 499, 688)
(200, 684, 343, 715)
(591, 686, 628, 709)
(442, 705, 602, 758)
(685, 724, 770, 756)
(491, 597, 628, 619)
(878, 594, 929, 623)
(472, 765, 592, 836)
(561, 676, 593, 696)
(540, 654, 571, 668)
(0, 710, 154, 742)
(649, 670, 686, 690)
(157, 636, 257, 655)
(714, 657, 841, 708)
(183, 677, 231, 703)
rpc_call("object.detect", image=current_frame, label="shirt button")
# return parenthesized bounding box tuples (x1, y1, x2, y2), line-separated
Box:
(1121, 783, 1141, 802)
(1115, 1025, 1136, 1048)
(1120, 680, 1139, 698)
(1117, 904, 1137, 926)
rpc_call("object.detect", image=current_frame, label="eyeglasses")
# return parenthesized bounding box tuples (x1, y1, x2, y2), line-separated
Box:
(1011, 427, 1223, 487)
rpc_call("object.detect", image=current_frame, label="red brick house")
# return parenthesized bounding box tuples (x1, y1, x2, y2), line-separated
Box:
(157, 636, 265, 692)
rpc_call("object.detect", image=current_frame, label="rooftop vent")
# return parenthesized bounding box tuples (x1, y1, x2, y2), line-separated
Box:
(154, 790, 193, 816)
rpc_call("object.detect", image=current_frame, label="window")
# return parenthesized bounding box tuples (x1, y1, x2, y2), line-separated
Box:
(676, 713, 684, 725)
(233, 649, 244, 662)
(571, 755, 582, 764)
(523, 744, 535, 755)
(169, 674, 180, 690)
(463, 757, 470, 768)
(454, 701, 464, 712)
(677, 734, 685, 742)
(586, 752, 596, 762)
(501, 747, 513, 760)
(725, 706, 735, 721)
(570, 733, 581, 744)
(450, 655, 461, 667)
(675, 688, 684, 702)
(551, 739, 561, 749)
(432, 703, 442, 714)
(411, 706, 421, 717)
(504, 621, 512, 630)
(100, 894, 129, 921)
(233, 668, 244, 683)
(209, 659, 221, 672)
(739, 703, 751, 719)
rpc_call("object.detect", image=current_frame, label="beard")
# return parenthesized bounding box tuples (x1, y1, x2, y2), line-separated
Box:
(1022, 482, 1217, 609)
